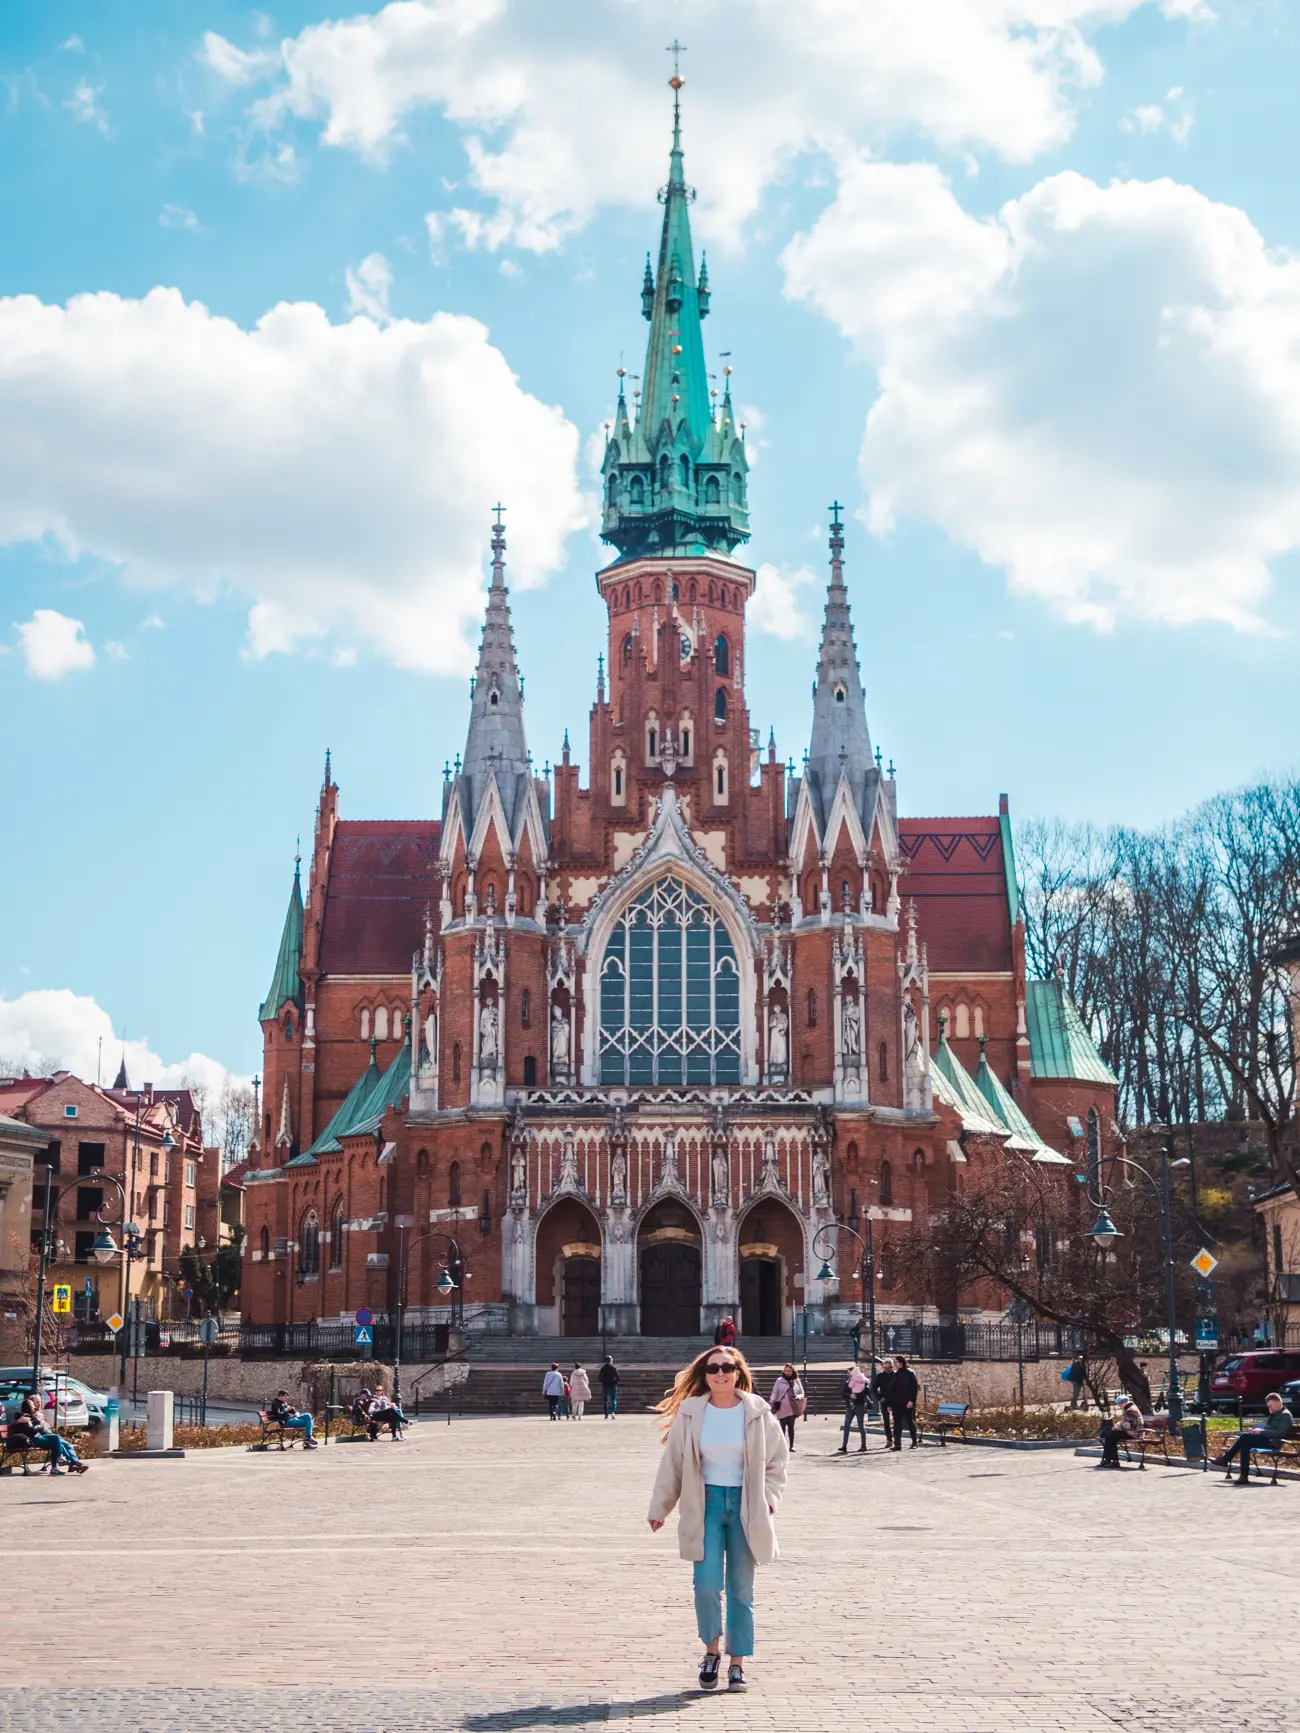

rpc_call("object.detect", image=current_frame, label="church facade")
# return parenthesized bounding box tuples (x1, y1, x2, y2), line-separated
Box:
(241, 92, 1117, 1339)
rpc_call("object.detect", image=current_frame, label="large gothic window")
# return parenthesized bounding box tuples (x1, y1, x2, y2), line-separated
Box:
(598, 875, 741, 1086)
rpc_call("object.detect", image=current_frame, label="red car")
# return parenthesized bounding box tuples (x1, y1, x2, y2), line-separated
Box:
(1209, 1349, 1300, 1412)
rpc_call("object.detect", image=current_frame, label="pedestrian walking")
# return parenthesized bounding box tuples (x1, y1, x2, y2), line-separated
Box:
(713, 1316, 738, 1348)
(1221, 1391, 1294, 1483)
(558, 1373, 573, 1419)
(889, 1355, 919, 1450)
(767, 1363, 805, 1451)
(542, 1362, 565, 1420)
(1063, 1356, 1087, 1411)
(849, 1316, 863, 1364)
(599, 1355, 620, 1418)
(870, 1360, 895, 1449)
(569, 1363, 592, 1419)
(837, 1363, 869, 1453)
(647, 1346, 788, 1695)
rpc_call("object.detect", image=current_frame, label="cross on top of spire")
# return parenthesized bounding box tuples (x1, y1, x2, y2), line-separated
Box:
(829, 500, 843, 526)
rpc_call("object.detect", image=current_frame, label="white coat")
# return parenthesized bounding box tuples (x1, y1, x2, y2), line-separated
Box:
(568, 1368, 592, 1403)
(647, 1391, 789, 1564)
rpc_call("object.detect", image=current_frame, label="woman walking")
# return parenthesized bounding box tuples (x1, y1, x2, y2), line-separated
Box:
(647, 1346, 788, 1694)
(767, 1363, 805, 1452)
(568, 1363, 592, 1420)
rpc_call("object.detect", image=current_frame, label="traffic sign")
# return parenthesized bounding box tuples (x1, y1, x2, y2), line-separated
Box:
(1191, 1248, 1219, 1279)
(354, 1324, 373, 1347)
(52, 1283, 72, 1315)
(183, 1287, 194, 1300)
(355, 1307, 373, 1327)
(1195, 1315, 1219, 1351)
(198, 1317, 219, 1347)
(83, 1277, 94, 1295)
(105, 1312, 124, 1333)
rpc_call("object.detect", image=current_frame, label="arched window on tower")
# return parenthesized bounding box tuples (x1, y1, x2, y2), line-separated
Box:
(879, 1160, 893, 1207)
(658, 454, 670, 494)
(705, 474, 720, 505)
(259, 1225, 270, 1260)
(329, 1199, 344, 1270)
(714, 635, 729, 677)
(680, 454, 690, 487)
(646, 712, 659, 764)
(360, 1007, 370, 1040)
(298, 1209, 319, 1277)
(629, 476, 644, 507)
(715, 687, 727, 722)
(954, 1003, 969, 1039)
(806, 988, 818, 1028)
(374, 1006, 388, 1041)
(713, 751, 729, 803)
(521, 989, 531, 1029)
(622, 633, 632, 664)
(878, 1040, 889, 1083)
(731, 473, 744, 504)
(523, 1055, 536, 1086)
(452, 1043, 461, 1082)
(449, 1161, 461, 1208)
(606, 473, 617, 506)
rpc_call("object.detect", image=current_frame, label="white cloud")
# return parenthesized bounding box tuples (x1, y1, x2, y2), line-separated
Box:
(188, 109, 205, 135)
(17, 609, 95, 678)
(1121, 87, 1194, 144)
(782, 160, 1300, 631)
(104, 639, 127, 660)
(0, 288, 587, 672)
(750, 561, 818, 640)
(59, 35, 84, 53)
(65, 80, 108, 134)
(344, 251, 393, 322)
(141, 612, 165, 629)
(160, 203, 200, 231)
(201, 0, 1199, 253)
(0, 988, 250, 1127)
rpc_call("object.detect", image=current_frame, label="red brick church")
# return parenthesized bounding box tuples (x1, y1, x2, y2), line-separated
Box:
(241, 90, 1117, 1339)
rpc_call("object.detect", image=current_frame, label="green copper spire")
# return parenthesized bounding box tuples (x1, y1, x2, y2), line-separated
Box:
(600, 78, 749, 563)
(259, 855, 305, 1023)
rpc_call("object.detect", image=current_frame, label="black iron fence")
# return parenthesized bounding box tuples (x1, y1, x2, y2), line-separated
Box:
(62, 1315, 453, 1362)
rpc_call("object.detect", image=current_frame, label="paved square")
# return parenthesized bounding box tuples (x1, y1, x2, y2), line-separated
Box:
(0, 1411, 1293, 1731)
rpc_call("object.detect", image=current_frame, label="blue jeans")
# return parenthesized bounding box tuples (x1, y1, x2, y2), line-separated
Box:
(603, 1388, 618, 1416)
(693, 1484, 755, 1657)
(284, 1413, 314, 1441)
(34, 1430, 79, 1467)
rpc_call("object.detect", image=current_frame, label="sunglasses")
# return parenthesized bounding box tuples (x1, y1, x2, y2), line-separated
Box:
(705, 1362, 738, 1375)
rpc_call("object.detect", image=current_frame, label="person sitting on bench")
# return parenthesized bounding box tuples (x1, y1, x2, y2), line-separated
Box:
(1097, 1401, 1145, 1468)
(366, 1380, 406, 1440)
(349, 1387, 374, 1432)
(269, 1390, 317, 1449)
(1221, 1392, 1293, 1483)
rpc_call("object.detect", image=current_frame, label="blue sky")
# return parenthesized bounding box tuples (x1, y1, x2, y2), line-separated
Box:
(2, 0, 1299, 1092)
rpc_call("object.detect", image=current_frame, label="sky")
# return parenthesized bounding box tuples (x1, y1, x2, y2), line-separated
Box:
(2, 0, 1300, 1093)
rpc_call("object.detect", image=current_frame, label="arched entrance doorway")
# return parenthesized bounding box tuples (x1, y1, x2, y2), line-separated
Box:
(737, 1197, 805, 1339)
(535, 1197, 602, 1336)
(638, 1198, 702, 1336)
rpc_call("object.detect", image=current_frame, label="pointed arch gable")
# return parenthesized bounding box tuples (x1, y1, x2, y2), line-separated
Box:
(786, 779, 823, 879)
(821, 774, 870, 864)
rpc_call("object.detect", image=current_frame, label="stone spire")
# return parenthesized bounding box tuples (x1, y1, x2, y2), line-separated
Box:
(804, 504, 875, 830)
(599, 76, 749, 563)
(453, 510, 531, 836)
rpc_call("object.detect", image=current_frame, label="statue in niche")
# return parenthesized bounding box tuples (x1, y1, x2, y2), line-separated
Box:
(903, 997, 924, 1102)
(510, 1145, 527, 1199)
(842, 994, 862, 1061)
(479, 999, 499, 1067)
(659, 1137, 679, 1189)
(610, 1147, 628, 1205)
(813, 1155, 831, 1208)
(761, 1138, 780, 1189)
(550, 1002, 571, 1072)
(768, 1002, 789, 1075)
(712, 1148, 729, 1206)
(558, 1138, 579, 1190)
(421, 1010, 437, 1072)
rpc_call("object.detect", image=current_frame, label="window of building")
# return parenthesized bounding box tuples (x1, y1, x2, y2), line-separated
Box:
(330, 1201, 344, 1269)
(705, 474, 720, 504)
(715, 687, 727, 722)
(150, 1152, 159, 1180)
(41, 1140, 60, 1173)
(713, 753, 728, 801)
(64, 1104, 78, 1119)
(521, 989, 531, 1028)
(630, 476, 644, 506)
(185, 1161, 196, 1189)
(417, 1148, 429, 1175)
(360, 1007, 370, 1039)
(298, 1210, 319, 1277)
(680, 454, 690, 487)
(914, 1147, 926, 1172)
(393, 1008, 404, 1039)
(879, 1160, 893, 1207)
(646, 713, 659, 762)
(452, 1044, 461, 1082)
(374, 1006, 388, 1041)
(714, 634, 729, 677)
(612, 755, 626, 804)
(622, 633, 633, 663)
(449, 1161, 462, 1207)
(731, 473, 743, 504)
(597, 874, 741, 1087)
(806, 988, 818, 1028)
(523, 1055, 537, 1087)
(974, 1004, 985, 1037)
(679, 721, 692, 762)
(606, 472, 617, 505)
(183, 1204, 195, 1232)
(878, 1041, 888, 1083)
(77, 1141, 106, 1177)
(954, 1003, 970, 1039)
(658, 453, 669, 493)
(260, 1225, 270, 1259)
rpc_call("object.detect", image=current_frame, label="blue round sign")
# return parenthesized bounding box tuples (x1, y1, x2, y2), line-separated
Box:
(355, 1307, 373, 1327)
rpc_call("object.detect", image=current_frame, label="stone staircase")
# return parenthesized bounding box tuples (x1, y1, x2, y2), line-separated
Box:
(463, 1334, 854, 1367)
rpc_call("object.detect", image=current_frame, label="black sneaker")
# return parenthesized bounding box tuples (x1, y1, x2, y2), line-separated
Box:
(698, 1654, 720, 1691)
(727, 1664, 748, 1692)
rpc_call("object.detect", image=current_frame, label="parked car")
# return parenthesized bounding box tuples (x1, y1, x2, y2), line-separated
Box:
(1282, 1378, 1300, 1420)
(0, 1374, 91, 1430)
(1208, 1349, 1300, 1412)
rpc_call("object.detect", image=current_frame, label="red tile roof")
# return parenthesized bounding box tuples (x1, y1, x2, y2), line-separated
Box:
(319, 820, 442, 977)
(899, 817, 1013, 973)
(0, 1078, 54, 1113)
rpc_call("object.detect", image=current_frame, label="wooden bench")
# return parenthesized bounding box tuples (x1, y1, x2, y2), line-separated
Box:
(250, 1409, 301, 1451)
(926, 1402, 969, 1445)
(0, 1423, 36, 1476)
(1218, 1433, 1300, 1484)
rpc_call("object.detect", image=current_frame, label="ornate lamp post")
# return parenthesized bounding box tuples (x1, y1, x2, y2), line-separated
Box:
(812, 1217, 875, 1371)
(392, 1231, 464, 1404)
(30, 1169, 142, 1394)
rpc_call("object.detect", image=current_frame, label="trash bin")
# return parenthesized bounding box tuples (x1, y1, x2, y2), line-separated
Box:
(1182, 1420, 1206, 1463)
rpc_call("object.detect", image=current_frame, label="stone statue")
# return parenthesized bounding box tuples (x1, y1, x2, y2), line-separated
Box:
(768, 1002, 789, 1075)
(712, 1149, 729, 1205)
(813, 1155, 830, 1208)
(842, 994, 861, 1061)
(760, 1137, 780, 1189)
(659, 1137, 679, 1188)
(510, 1145, 526, 1198)
(610, 1147, 627, 1204)
(421, 1010, 437, 1071)
(558, 1137, 579, 1190)
(903, 996, 924, 1104)
(550, 1002, 571, 1071)
(479, 999, 499, 1067)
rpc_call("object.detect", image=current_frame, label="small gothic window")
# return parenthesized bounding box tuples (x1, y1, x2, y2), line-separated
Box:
(417, 1148, 429, 1175)
(807, 988, 818, 1028)
(731, 473, 743, 504)
(847, 1141, 859, 1167)
(714, 634, 729, 677)
(680, 454, 690, 486)
(630, 477, 644, 506)
(914, 1147, 926, 1172)
(622, 633, 632, 664)
(521, 989, 531, 1028)
(974, 1005, 985, 1037)
(489, 689, 499, 707)
(360, 1008, 370, 1039)
(879, 1160, 893, 1207)
(878, 1040, 888, 1082)
(705, 475, 720, 504)
(260, 1225, 270, 1258)
(524, 1055, 536, 1086)
(607, 473, 617, 504)
(834, 684, 846, 704)
(614, 765, 624, 798)
(392, 1009, 404, 1040)
(283, 1015, 293, 1040)
(329, 1201, 344, 1269)
(375, 1006, 388, 1041)
(954, 1003, 970, 1039)
(452, 1043, 461, 1082)
(680, 727, 690, 759)
(715, 687, 727, 721)
(449, 1161, 461, 1207)
(672, 581, 679, 600)
(298, 1209, 319, 1277)
(623, 585, 631, 607)
(715, 758, 728, 799)
(518, 880, 532, 915)
(658, 454, 669, 492)
(648, 726, 658, 757)
(264, 1112, 272, 1140)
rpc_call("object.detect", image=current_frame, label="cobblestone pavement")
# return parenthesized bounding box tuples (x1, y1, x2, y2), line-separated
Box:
(1, 1411, 1293, 1730)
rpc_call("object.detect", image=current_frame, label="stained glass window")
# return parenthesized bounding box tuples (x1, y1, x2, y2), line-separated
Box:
(598, 875, 741, 1086)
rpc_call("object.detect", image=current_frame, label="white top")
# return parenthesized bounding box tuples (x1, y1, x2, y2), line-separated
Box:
(699, 1400, 746, 1487)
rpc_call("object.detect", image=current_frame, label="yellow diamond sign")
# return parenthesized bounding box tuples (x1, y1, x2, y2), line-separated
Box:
(1191, 1248, 1218, 1279)
(105, 1312, 125, 1334)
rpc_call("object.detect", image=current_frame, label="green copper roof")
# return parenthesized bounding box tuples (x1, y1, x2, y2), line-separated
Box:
(999, 795, 1020, 926)
(1025, 978, 1117, 1085)
(289, 1033, 410, 1165)
(259, 861, 304, 1023)
(599, 86, 749, 562)
(974, 1043, 1070, 1164)
(931, 1031, 1007, 1138)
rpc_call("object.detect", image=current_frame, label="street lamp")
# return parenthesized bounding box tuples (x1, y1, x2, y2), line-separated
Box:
(30, 1168, 141, 1394)
(1084, 1143, 1185, 1427)
(811, 1219, 876, 1372)
(392, 1230, 465, 1405)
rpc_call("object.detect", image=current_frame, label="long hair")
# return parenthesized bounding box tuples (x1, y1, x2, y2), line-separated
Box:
(653, 1345, 754, 1438)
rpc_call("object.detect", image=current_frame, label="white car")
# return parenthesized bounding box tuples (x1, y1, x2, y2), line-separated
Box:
(0, 1370, 92, 1430)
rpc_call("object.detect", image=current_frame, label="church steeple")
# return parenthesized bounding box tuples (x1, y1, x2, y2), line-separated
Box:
(804, 504, 876, 830)
(259, 855, 305, 1023)
(599, 72, 749, 564)
(447, 510, 532, 838)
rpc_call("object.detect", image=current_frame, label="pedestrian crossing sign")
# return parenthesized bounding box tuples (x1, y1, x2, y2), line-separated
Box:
(52, 1284, 72, 1315)
(354, 1324, 373, 1347)
(1191, 1248, 1218, 1279)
